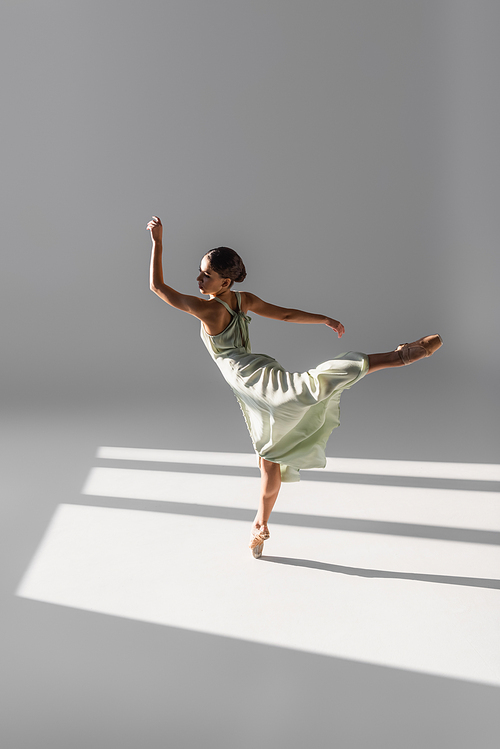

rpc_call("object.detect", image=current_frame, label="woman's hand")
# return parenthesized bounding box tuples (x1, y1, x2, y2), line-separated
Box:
(146, 215, 163, 243)
(325, 318, 345, 338)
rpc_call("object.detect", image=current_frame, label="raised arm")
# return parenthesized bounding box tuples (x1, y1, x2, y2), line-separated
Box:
(147, 216, 207, 317)
(245, 292, 345, 338)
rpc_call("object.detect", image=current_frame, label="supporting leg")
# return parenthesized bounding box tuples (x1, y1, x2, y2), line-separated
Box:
(254, 458, 281, 527)
(249, 458, 281, 557)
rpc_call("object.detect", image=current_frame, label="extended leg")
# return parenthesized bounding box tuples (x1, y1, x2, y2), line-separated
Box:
(367, 350, 404, 373)
(368, 334, 442, 373)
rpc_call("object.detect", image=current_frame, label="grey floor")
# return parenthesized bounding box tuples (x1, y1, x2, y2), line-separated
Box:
(2, 400, 499, 749)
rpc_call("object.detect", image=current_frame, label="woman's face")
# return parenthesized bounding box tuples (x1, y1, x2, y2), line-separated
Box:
(197, 255, 230, 297)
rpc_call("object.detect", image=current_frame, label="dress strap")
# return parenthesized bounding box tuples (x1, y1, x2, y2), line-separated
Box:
(212, 292, 250, 348)
(212, 296, 236, 315)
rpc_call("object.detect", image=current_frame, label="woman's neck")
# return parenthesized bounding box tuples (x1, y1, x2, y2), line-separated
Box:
(211, 288, 234, 301)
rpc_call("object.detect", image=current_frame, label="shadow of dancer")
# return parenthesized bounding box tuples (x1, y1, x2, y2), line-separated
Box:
(261, 556, 500, 590)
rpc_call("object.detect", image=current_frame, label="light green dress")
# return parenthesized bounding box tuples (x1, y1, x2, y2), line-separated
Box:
(200, 291, 369, 482)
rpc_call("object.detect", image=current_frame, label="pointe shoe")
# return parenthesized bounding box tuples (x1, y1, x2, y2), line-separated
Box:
(249, 525, 270, 559)
(252, 542, 264, 559)
(396, 334, 443, 365)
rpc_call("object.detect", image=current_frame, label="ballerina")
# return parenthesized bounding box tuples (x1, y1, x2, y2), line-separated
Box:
(147, 215, 442, 558)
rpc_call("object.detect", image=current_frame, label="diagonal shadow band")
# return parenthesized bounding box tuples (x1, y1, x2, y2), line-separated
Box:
(260, 556, 500, 590)
(74, 495, 500, 546)
(95, 460, 500, 492)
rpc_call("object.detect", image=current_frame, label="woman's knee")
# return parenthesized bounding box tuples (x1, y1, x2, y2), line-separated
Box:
(260, 457, 280, 474)
(260, 458, 281, 494)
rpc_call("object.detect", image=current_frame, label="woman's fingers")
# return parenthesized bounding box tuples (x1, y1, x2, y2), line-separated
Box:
(146, 216, 162, 230)
(327, 319, 345, 338)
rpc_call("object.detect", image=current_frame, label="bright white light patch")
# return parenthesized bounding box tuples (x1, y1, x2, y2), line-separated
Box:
(17, 450, 500, 686)
(17, 501, 500, 686)
(97, 446, 258, 468)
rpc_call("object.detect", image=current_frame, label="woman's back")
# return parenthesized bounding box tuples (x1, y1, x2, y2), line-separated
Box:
(200, 291, 252, 358)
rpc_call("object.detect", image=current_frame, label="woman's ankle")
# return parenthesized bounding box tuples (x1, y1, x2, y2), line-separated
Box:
(368, 351, 403, 373)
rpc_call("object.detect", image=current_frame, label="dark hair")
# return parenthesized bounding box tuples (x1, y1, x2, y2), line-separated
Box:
(205, 247, 247, 286)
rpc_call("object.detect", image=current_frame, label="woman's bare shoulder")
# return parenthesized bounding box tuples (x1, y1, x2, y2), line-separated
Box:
(240, 291, 288, 320)
(240, 290, 263, 302)
(239, 291, 260, 314)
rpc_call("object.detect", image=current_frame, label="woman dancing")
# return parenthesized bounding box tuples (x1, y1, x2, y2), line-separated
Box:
(147, 216, 442, 558)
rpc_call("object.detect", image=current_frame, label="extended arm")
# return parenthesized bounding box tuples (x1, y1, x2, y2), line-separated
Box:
(245, 292, 345, 338)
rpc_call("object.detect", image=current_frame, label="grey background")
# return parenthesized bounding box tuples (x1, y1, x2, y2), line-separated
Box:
(2, 2, 499, 748)
(2, 0, 499, 461)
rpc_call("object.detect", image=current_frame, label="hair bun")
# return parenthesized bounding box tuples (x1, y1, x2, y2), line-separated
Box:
(205, 247, 247, 287)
